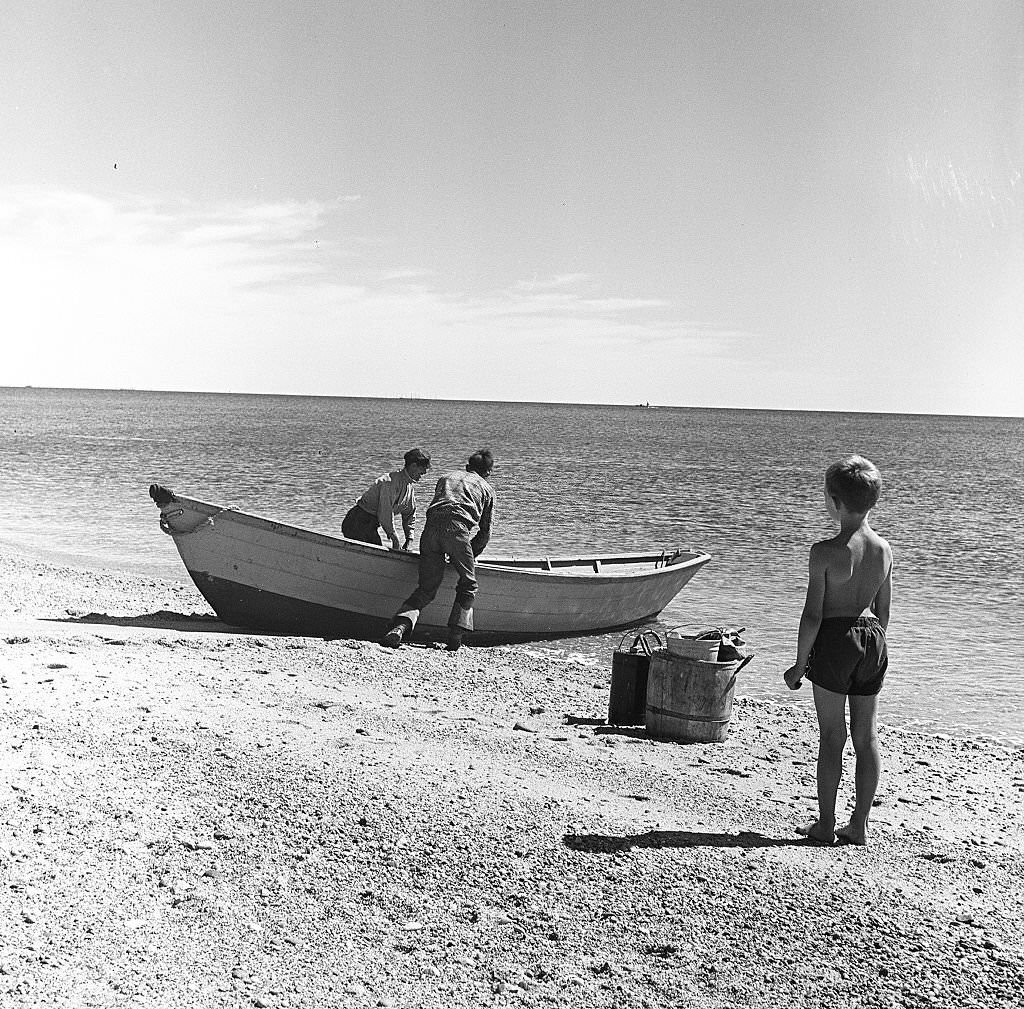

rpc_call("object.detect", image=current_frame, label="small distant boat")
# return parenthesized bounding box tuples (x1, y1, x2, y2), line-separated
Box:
(149, 485, 711, 644)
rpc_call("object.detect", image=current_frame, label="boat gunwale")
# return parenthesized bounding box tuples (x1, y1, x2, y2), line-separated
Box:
(156, 492, 711, 581)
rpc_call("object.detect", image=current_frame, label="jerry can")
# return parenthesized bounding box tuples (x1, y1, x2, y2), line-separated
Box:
(608, 629, 664, 725)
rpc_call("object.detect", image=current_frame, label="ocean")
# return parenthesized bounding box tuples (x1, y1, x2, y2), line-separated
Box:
(1, 387, 1020, 745)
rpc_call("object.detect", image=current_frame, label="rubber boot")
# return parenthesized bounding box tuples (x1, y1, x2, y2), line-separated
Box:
(382, 618, 411, 649)
(445, 628, 464, 652)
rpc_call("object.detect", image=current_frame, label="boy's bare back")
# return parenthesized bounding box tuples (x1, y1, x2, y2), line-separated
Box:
(785, 456, 893, 694)
(813, 523, 892, 622)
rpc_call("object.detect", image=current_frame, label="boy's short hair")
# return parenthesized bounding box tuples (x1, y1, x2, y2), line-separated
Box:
(403, 448, 431, 469)
(467, 448, 493, 476)
(825, 455, 882, 513)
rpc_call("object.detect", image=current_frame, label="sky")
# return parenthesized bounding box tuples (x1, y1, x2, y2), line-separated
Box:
(3, 1, 1022, 416)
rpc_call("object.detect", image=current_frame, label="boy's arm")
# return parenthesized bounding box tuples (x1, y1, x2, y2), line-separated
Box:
(376, 479, 402, 550)
(784, 544, 826, 689)
(470, 494, 493, 557)
(400, 491, 416, 550)
(871, 553, 893, 630)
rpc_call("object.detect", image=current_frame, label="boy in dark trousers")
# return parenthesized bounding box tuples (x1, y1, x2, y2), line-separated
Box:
(784, 455, 893, 846)
(382, 449, 495, 652)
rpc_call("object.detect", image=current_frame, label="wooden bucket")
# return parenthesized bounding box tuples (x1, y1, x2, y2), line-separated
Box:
(646, 652, 752, 743)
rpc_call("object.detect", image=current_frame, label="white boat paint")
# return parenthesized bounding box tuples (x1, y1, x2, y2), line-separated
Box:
(150, 487, 710, 643)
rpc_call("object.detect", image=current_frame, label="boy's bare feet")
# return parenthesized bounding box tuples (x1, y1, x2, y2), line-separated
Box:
(796, 820, 835, 845)
(836, 822, 869, 846)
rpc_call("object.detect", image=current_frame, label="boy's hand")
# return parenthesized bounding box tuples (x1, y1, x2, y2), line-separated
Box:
(783, 664, 804, 690)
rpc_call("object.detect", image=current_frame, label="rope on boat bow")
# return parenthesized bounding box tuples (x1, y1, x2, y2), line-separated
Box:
(151, 484, 234, 537)
(158, 509, 185, 535)
(159, 506, 235, 536)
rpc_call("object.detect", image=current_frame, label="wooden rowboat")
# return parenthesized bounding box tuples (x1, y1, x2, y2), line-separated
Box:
(149, 485, 711, 644)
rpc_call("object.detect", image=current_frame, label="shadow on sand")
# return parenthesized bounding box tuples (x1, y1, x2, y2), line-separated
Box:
(46, 612, 442, 647)
(564, 829, 817, 853)
(46, 610, 241, 634)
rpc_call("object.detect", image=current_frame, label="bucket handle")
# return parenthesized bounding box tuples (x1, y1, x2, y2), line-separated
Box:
(616, 629, 665, 656)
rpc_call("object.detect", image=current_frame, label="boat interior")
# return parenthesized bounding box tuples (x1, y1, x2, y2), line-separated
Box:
(478, 549, 704, 575)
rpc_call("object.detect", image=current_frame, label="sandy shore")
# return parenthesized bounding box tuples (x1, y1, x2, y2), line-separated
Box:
(1, 545, 1021, 1009)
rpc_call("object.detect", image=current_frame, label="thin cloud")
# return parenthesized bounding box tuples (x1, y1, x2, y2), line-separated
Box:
(460, 289, 671, 321)
(513, 272, 591, 292)
(0, 188, 334, 261)
(0, 186, 752, 401)
(377, 268, 435, 283)
(179, 201, 330, 246)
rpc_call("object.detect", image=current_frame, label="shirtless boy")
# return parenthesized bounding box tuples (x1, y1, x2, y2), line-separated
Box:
(784, 455, 893, 846)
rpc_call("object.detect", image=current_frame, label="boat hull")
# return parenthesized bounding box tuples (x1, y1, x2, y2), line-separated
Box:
(153, 490, 710, 644)
(180, 571, 673, 643)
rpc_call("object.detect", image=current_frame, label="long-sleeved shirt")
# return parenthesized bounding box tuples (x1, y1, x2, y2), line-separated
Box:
(425, 470, 495, 555)
(355, 469, 418, 543)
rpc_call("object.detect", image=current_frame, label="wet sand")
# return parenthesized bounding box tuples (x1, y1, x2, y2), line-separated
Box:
(1, 544, 1021, 1008)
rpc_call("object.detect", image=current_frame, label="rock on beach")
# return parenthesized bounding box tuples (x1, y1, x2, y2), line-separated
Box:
(0, 546, 1021, 1008)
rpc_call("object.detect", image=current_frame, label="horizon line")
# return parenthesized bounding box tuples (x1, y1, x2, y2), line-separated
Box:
(2, 384, 1020, 421)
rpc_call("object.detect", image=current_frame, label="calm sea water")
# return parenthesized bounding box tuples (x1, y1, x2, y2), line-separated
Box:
(1, 387, 1021, 745)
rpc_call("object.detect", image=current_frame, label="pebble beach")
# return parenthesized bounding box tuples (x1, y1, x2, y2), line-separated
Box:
(1, 545, 1021, 1008)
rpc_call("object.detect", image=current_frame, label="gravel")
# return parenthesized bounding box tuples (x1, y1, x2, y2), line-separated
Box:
(1, 546, 1021, 1008)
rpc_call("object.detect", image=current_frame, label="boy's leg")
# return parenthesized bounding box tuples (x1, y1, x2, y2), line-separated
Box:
(440, 529, 477, 650)
(840, 694, 881, 845)
(386, 526, 445, 645)
(802, 684, 849, 842)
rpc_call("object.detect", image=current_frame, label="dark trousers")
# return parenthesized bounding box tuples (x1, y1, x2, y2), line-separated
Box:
(342, 505, 382, 545)
(394, 517, 477, 632)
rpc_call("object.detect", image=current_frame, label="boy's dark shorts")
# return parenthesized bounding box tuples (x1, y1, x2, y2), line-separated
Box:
(806, 615, 887, 696)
